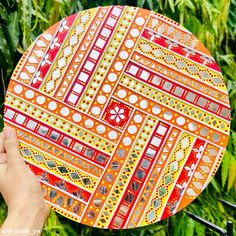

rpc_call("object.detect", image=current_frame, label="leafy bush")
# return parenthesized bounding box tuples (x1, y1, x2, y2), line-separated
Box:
(0, 0, 235, 235)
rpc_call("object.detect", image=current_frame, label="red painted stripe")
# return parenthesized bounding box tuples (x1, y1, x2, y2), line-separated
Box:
(125, 61, 230, 121)
(30, 14, 77, 89)
(142, 29, 220, 72)
(64, 6, 124, 106)
(160, 138, 205, 220)
(28, 163, 91, 202)
(4, 105, 109, 167)
(108, 121, 171, 229)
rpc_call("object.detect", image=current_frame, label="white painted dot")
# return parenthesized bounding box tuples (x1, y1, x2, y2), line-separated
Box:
(96, 125, 105, 134)
(108, 73, 117, 82)
(130, 28, 139, 37)
(163, 111, 173, 120)
(148, 120, 154, 126)
(117, 89, 127, 98)
(152, 105, 161, 114)
(48, 101, 57, 111)
(129, 95, 138, 104)
(108, 131, 118, 140)
(91, 106, 101, 115)
(97, 95, 106, 104)
(140, 100, 148, 109)
(64, 123, 69, 130)
(128, 125, 137, 134)
(123, 137, 132, 146)
(176, 117, 186, 126)
(14, 85, 23, 94)
(85, 119, 94, 128)
(36, 96, 45, 104)
(136, 17, 145, 26)
(60, 107, 70, 116)
(25, 90, 34, 99)
(134, 114, 142, 123)
(188, 122, 197, 131)
(119, 51, 128, 59)
(103, 84, 112, 93)
(72, 113, 82, 122)
(114, 62, 123, 71)
(81, 103, 87, 109)
(125, 39, 134, 48)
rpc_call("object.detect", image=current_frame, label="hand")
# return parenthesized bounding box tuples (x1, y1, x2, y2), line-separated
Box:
(0, 127, 49, 235)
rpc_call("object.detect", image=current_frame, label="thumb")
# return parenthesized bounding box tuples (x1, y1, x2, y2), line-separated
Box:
(0, 132, 5, 153)
(3, 127, 25, 169)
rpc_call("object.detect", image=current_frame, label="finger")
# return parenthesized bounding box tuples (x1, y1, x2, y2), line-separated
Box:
(42, 188, 47, 198)
(3, 127, 26, 169)
(0, 164, 7, 184)
(0, 132, 5, 153)
(0, 153, 7, 164)
(0, 154, 7, 181)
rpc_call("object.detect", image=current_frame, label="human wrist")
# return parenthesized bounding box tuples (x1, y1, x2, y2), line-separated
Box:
(1, 202, 49, 236)
(8, 201, 49, 221)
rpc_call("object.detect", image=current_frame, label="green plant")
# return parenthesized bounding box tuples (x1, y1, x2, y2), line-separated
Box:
(0, 1, 236, 235)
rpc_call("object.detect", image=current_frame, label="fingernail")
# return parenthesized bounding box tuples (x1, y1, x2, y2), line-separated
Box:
(3, 127, 15, 138)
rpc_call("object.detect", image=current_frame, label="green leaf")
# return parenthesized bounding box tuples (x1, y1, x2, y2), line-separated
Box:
(0, 25, 12, 69)
(18, 0, 32, 50)
(227, 159, 236, 192)
(173, 213, 185, 236)
(228, 0, 236, 38)
(0, 3, 8, 21)
(210, 177, 221, 193)
(48, 0, 61, 26)
(168, 0, 175, 12)
(221, 149, 231, 188)
(146, 0, 154, 10)
(137, 0, 146, 8)
(184, 217, 194, 236)
(216, 201, 225, 214)
(194, 221, 205, 236)
(6, 11, 20, 55)
(0, 115, 3, 132)
(31, 9, 49, 24)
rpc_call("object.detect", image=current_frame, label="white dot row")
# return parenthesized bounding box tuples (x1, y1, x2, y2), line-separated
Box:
(116, 88, 211, 134)
(14, 85, 144, 143)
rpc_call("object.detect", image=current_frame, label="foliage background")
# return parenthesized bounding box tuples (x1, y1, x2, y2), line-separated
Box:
(0, 0, 236, 235)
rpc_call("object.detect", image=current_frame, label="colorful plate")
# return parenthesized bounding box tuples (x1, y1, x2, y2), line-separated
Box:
(4, 6, 230, 229)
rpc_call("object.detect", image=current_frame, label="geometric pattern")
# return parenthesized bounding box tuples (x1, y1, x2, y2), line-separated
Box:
(3, 6, 230, 229)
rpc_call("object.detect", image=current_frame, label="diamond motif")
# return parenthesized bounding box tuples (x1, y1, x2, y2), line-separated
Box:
(46, 161, 56, 168)
(58, 166, 69, 173)
(70, 35, 78, 45)
(70, 172, 80, 179)
(164, 174, 172, 185)
(52, 69, 60, 79)
(34, 154, 44, 162)
(187, 66, 198, 73)
(82, 178, 92, 185)
(158, 187, 166, 196)
(153, 199, 160, 209)
(58, 58, 66, 68)
(64, 46, 72, 56)
(164, 55, 174, 62)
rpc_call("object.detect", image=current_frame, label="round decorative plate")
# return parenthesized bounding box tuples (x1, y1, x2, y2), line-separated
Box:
(4, 6, 230, 229)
